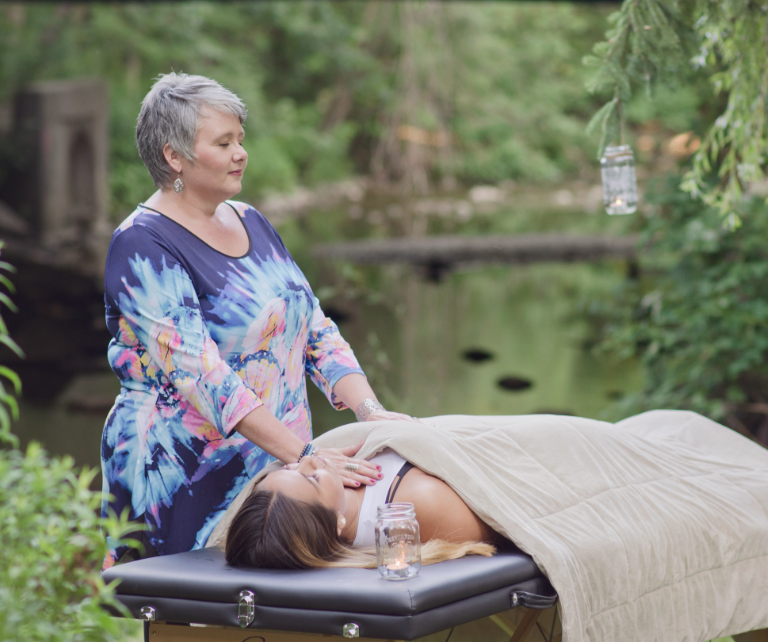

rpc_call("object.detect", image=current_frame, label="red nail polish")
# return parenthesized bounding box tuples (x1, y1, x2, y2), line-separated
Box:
(377, 465, 382, 470)
(378, 473, 383, 478)
(355, 481, 360, 486)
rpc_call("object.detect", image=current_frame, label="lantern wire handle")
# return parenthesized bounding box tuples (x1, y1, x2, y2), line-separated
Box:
(618, 97, 625, 146)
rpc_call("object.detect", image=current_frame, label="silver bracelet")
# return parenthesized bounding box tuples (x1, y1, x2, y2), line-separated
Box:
(355, 398, 385, 422)
(298, 442, 318, 462)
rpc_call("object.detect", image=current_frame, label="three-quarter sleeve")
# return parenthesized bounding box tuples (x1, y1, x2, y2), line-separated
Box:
(106, 228, 262, 437)
(304, 296, 365, 409)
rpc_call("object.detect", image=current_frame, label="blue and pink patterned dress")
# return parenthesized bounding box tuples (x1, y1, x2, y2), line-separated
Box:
(101, 201, 363, 568)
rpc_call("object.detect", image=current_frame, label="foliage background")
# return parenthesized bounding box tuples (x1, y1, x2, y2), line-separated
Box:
(584, 0, 768, 226)
(583, 0, 768, 447)
(0, 2, 618, 218)
(587, 177, 768, 446)
(1, 2, 767, 638)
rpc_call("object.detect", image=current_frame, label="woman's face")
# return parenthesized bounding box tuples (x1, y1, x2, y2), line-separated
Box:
(260, 456, 346, 516)
(176, 107, 248, 200)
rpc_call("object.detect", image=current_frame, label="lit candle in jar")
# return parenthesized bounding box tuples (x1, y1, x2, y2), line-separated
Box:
(386, 559, 408, 571)
(376, 503, 421, 580)
(600, 145, 637, 215)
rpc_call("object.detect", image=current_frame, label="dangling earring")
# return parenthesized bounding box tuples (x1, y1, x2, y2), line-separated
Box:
(173, 172, 184, 193)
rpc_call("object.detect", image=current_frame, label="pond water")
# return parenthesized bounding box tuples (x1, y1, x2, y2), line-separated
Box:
(307, 260, 643, 435)
(11, 184, 644, 481)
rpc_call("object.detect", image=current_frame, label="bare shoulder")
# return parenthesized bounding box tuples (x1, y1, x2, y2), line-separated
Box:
(393, 469, 498, 544)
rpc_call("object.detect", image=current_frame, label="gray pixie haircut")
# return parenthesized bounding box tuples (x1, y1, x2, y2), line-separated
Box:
(136, 72, 247, 189)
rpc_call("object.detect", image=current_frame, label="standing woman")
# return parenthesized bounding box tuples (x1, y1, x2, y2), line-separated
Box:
(101, 73, 411, 568)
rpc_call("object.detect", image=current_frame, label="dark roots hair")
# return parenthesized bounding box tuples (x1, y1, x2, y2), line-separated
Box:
(225, 488, 496, 570)
(225, 488, 346, 569)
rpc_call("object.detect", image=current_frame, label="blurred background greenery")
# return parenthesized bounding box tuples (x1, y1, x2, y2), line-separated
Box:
(3, 2, 768, 640)
(0, 1, 713, 212)
(2, 2, 618, 210)
(0, 1, 734, 463)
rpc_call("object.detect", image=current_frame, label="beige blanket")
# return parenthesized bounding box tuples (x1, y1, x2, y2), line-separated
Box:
(208, 410, 768, 642)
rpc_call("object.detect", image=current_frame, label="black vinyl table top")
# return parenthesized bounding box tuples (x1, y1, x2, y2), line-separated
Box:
(103, 546, 556, 639)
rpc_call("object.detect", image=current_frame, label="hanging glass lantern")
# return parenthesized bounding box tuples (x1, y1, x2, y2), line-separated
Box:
(600, 144, 638, 215)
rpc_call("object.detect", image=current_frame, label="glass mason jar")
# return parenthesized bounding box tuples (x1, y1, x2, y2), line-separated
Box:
(375, 503, 421, 580)
(600, 144, 638, 215)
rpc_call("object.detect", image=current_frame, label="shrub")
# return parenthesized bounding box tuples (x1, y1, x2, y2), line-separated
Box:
(591, 175, 768, 447)
(0, 445, 130, 642)
(0, 247, 132, 641)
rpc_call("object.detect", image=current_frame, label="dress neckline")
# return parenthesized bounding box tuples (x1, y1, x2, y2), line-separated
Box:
(138, 201, 253, 259)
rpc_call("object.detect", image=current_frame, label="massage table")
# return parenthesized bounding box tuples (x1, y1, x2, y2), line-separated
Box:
(102, 545, 558, 642)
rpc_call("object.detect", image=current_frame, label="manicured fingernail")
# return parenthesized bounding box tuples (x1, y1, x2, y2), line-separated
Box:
(377, 473, 383, 478)
(355, 481, 361, 486)
(376, 465, 382, 470)
(369, 480, 376, 485)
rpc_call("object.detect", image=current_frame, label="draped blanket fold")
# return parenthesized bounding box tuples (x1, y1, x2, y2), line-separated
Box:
(208, 410, 768, 642)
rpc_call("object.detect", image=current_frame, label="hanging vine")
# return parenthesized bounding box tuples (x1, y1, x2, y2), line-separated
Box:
(586, 0, 768, 227)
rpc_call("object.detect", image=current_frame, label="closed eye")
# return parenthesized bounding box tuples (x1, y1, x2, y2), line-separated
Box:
(302, 473, 321, 492)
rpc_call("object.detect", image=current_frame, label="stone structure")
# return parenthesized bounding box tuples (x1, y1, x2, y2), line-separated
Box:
(0, 78, 110, 276)
(0, 79, 113, 400)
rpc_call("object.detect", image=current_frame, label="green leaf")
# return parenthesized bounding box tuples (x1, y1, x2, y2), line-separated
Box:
(0, 367, 22, 395)
(0, 335, 24, 359)
(0, 292, 18, 313)
(0, 275, 16, 293)
(1, 393, 19, 421)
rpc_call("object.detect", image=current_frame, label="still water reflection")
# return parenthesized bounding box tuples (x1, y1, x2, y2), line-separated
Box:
(309, 261, 643, 436)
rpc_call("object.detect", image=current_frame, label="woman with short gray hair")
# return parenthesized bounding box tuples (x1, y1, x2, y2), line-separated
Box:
(136, 74, 247, 190)
(101, 72, 417, 568)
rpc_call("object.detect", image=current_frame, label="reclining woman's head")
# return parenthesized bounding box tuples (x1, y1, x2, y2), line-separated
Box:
(225, 490, 346, 569)
(225, 456, 350, 569)
(225, 455, 496, 569)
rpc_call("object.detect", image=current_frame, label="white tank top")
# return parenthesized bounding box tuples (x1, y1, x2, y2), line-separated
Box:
(351, 448, 406, 548)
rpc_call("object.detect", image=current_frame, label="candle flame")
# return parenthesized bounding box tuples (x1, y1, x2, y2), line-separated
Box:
(387, 559, 408, 570)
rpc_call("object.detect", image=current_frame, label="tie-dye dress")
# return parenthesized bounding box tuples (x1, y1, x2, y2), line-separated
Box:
(101, 201, 363, 568)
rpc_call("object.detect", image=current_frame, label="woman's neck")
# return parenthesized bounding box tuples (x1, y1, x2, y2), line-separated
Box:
(145, 188, 222, 221)
(340, 486, 366, 543)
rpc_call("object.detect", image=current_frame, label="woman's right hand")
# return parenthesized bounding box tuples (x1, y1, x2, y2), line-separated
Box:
(316, 441, 382, 488)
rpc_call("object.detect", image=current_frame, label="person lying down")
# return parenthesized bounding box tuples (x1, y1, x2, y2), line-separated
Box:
(225, 446, 501, 569)
(207, 411, 768, 642)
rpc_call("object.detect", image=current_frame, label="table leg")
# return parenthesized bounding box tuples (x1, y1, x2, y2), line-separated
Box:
(507, 608, 543, 642)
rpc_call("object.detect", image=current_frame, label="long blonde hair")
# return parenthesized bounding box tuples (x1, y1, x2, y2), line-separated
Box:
(225, 488, 495, 569)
